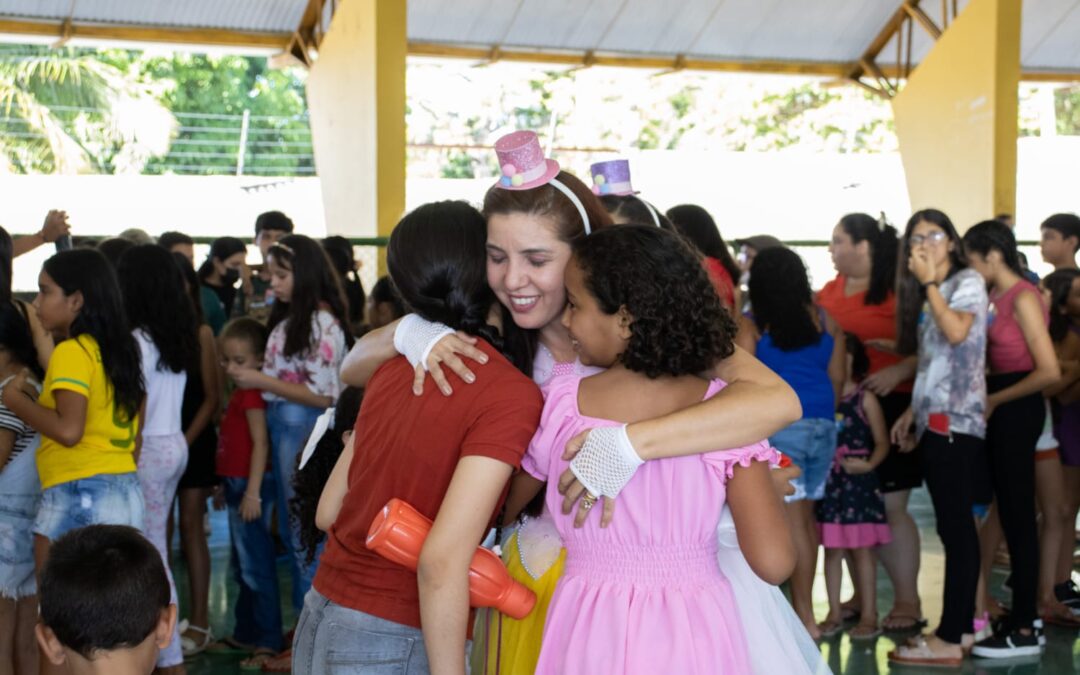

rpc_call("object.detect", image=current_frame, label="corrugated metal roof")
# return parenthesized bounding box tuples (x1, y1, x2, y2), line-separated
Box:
(0, 0, 1077, 74)
(0, 0, 307, 33)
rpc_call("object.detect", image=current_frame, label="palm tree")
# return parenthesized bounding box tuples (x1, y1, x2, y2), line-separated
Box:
(0, 48, 175, 174)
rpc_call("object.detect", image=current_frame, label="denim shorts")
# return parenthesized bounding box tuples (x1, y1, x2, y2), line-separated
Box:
(292, 588, 430, 675)
(770, 417, 837, 502)
(33, 473, 145, 542)
(0, 492, 39, 599)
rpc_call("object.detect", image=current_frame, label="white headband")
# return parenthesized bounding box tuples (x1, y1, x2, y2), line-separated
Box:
(548, 178, 591, 236)
(643, 200, 661, 228)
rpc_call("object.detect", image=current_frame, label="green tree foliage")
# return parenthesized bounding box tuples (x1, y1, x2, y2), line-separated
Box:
(137, 54, 312, 175)
(0, 46, 173, 174)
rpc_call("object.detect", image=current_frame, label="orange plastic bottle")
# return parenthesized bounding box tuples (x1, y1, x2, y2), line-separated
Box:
(366, 498, 536, 620)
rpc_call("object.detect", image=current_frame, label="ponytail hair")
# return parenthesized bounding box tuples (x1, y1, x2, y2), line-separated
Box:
(839, 212, 899, 306)
(962, 220, 1025, 279)
(387, 200, 531, 374)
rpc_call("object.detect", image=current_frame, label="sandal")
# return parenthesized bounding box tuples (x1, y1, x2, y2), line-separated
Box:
(240, 648, 277, 671)
(207, 635, 255, 654)
(817, 619, 843, 638)
(883, 610, 928, 632)
(849, 622, 882, 641)
(1043, 609, 1080, 628)
(178, 619, 213, 657)
(888, 635, 963, 668)
(261, 648, 292, 673)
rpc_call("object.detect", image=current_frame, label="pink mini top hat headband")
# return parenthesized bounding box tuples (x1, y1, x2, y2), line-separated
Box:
(493, 130, 592, 235)
(590, 159, 660, 228)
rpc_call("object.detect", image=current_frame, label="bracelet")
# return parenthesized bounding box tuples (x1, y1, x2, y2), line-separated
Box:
(242, 494, 261, 503)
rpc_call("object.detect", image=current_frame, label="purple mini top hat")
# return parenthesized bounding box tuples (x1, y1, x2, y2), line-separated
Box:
(590, 159, 638, 196)
(494, 130, 561, 190)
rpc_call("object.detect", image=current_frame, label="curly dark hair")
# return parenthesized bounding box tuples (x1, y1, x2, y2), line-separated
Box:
(748, 247, 822, 351)
(572, 225, 735, 378)
(291, 386, 365, 564)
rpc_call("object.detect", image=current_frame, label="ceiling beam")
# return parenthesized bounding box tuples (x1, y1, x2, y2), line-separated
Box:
(0, 17, 1077, 84)
(0, 17, 288, 50)
(408, 42, 852, 77)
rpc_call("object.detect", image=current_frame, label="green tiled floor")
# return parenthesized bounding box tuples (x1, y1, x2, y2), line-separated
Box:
(175, 488, 1080, 674)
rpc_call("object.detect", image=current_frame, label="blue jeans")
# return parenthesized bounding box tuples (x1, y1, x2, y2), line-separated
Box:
(32, 473, 145, 541)
(223, 476, 283, 651)
(266, 400, 324, 611)
(770, 418, 837, 502)
(292, 588, 430, 675)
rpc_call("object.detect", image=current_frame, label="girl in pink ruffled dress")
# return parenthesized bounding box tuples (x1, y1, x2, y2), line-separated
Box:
(513, 225, 796, 675)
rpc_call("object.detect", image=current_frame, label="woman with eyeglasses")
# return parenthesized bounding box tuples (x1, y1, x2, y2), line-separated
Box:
(888, 209, 989, 668)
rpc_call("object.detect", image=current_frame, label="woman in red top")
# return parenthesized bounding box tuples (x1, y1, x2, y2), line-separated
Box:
(667, 204, 741, 311)
(817, 212, 925, 631)
(293, 201, 544, 675)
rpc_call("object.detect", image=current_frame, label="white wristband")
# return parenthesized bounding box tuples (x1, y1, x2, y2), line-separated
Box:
(393, 314, 455, 371)
(569, 424, 645, 498)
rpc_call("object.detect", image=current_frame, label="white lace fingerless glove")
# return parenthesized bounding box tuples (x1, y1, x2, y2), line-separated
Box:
(569, 425, 645, 498)
(393, 314, 455, 371)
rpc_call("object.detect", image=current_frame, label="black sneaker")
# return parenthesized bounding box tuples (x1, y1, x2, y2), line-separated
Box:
(990, 616, 1046, 648)
(971, 628, 1042, 659)
(1054, 580, 1080, 616)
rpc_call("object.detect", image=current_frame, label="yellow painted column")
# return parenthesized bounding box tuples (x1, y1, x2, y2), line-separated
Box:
(306, 0, 406, 262)
(891, 0, 1021, 231)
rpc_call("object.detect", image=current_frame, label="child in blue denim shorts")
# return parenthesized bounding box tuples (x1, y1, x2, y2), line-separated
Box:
(736, 246, 845, 639)
(0, 250, 147, 566)
(0, 302, 44, 674)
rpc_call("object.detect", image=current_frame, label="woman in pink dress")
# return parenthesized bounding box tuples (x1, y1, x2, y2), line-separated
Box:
(512, 225, 795, 674)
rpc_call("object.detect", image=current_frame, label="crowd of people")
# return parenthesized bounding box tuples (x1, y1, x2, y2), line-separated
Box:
(0, 128, 1078, 674)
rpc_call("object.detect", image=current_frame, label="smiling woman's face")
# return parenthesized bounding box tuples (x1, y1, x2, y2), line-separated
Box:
(486, 212, 573, 331)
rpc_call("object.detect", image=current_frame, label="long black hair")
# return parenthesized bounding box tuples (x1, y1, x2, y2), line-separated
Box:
(197, 237, 246, 283)
(0, 226, 13, 305)
(266, 235, 354, 359)
(666, 204, 740, 283)
(1044, 269, 1080, 343)
(322, 236, 366, 328)
(838, 213, 899, 305)
(962, 220, 1025, 279)
(117, 245, 199, 373)
(748, 247, 822, 351)
(388, 200, 531, 374)
(291, 386, 365, 564)
(172, 252, 205, 326)
(896, 208, 968, 356)
(0, 302, 43, 381)
(42, 249, 144, 422)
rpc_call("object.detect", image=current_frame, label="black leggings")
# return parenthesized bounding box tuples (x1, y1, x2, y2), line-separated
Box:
(985, 372, 1043, 628)
(920, 431, 982, 644)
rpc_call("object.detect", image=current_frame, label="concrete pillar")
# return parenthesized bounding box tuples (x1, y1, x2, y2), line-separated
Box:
(891, 0, 1021, 230)
(306, 0, 406, 252)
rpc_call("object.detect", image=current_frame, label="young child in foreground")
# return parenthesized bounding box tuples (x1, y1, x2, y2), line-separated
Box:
(509, 224, 796, 674)
(36, 524, 175, 675)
